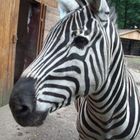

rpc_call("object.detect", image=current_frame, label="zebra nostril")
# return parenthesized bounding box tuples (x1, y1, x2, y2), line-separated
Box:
(14, 104, 32, 115)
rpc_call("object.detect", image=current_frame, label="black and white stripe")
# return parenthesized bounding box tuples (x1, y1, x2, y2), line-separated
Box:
(20, 0, 140, 139)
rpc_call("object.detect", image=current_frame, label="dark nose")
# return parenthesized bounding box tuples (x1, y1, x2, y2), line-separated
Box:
(15, 104, 31, 114)
(9, 77, 36, 126)
(10, 98, 33, 116)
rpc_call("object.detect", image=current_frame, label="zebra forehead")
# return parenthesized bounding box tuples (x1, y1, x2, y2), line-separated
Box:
(48, 6, 94, 36)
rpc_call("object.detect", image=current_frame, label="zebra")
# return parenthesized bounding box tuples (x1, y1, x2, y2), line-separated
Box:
(9, 0, 140, 139)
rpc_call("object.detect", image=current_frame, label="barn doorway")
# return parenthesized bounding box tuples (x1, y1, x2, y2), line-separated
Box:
(14, 0, 46, 83)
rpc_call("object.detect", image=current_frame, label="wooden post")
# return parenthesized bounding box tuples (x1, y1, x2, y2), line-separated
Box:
(37, 4, 47, 55)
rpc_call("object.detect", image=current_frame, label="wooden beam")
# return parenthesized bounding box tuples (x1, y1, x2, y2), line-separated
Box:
(37, 4, 47, 54)
(35, 0, 57, 8)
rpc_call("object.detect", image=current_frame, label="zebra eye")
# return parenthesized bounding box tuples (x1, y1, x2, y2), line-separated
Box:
(72, 36, 89, 49)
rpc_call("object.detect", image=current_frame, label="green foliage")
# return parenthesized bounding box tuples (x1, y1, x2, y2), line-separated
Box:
(109, 0, 140, 29)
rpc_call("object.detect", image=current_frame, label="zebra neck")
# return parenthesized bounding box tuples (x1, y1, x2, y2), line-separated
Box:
(87, 58, 127, 115)
(86, 58, 140, 122)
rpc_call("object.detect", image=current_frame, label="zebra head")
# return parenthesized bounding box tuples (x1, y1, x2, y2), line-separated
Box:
(9, 0, 116, 126)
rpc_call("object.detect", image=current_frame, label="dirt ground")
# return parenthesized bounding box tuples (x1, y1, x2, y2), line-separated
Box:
(125, 55, 140, 72)
(0, 104, 78, 140)
(0, 56, 140, 140)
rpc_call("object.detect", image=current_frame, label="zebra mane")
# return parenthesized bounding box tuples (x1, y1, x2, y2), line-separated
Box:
(109, 6, 117, 25)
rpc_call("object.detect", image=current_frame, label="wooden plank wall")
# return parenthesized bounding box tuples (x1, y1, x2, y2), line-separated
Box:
(34, 0, 59, 41)
(0, 0, 19, 106)
(44, 6, 59, 40)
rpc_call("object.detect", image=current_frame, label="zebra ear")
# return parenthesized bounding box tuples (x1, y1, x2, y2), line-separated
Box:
(87, 0, 110, 20)
(57, 0, 79, 19)
(86, 0, 100, 12)
(87, 0, 110, 12)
